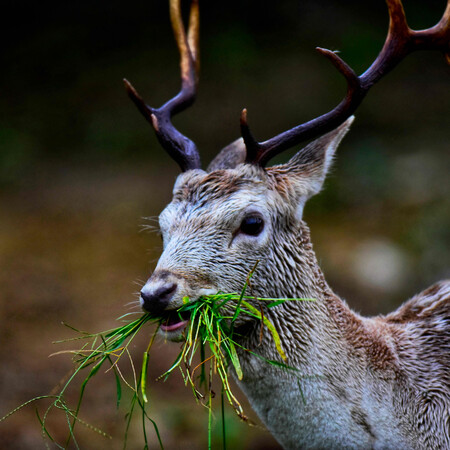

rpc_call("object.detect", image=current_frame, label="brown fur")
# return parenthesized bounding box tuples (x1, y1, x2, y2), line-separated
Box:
(142, 121, 449, 448)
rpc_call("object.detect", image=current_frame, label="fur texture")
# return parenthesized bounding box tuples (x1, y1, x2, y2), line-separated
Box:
(141, 119, 450, 449)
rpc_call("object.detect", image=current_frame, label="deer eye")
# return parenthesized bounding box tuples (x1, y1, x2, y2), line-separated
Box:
(239, 215, 264, 236)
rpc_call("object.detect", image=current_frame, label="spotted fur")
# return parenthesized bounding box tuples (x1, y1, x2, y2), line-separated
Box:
(141, 119, 450, 449)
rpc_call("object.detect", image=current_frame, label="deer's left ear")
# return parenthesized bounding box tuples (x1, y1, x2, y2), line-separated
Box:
(207, 138, 247, 171)
(267, 116, 354, 217)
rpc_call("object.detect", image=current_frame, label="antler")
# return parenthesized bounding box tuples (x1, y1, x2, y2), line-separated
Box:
(242, 0, 450, 167)
(124, 0, 201, 172)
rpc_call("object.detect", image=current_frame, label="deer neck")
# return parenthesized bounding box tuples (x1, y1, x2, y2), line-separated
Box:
(268, 219, 333, 301)
(237, 220, 354, 368)
(233, 222, 404, 448)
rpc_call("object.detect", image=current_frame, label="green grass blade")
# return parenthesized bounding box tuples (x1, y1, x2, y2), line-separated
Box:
(230, 261, 259, 325)
(111, 364, 122, 409)
(240, 300, 287, 361)
(266, 299, 287, 308)
(140, 351, 149, 403)
(226, 339, 243, 380)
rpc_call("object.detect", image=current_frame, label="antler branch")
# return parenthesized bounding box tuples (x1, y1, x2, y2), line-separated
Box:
(243, 0, 450, 167)
(124, 0, 201, 172)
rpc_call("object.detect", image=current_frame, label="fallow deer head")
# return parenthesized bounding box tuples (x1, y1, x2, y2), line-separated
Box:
(124, 0, 449, 339)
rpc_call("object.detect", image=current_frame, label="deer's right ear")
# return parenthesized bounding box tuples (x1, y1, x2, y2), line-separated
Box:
(268, 117, 354, 217)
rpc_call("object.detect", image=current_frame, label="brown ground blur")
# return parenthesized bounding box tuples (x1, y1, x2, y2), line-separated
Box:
(0, 165, 285, 449)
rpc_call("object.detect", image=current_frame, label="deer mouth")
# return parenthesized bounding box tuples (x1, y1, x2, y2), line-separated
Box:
(159, 309, 191, 333)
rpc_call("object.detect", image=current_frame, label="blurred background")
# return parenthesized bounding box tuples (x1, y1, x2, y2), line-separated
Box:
(0, 0, 448, 448)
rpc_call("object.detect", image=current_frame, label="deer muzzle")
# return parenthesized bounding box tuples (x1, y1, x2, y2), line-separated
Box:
(140, 269, 215, 336)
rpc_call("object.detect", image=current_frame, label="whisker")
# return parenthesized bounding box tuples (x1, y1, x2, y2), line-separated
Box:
(124, 300, 140, 307)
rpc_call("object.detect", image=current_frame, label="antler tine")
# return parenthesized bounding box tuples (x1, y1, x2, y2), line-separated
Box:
(188, 0, 200, 76)
(124, 0, 201, 172)
(243, 0, 450, 168)
(241, 47, 363, 166)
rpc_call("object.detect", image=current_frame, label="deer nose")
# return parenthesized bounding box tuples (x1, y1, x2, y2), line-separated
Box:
(140, 282, 177, 315)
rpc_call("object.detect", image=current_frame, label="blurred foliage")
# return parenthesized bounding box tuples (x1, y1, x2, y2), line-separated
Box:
(1, 0, 448, 175)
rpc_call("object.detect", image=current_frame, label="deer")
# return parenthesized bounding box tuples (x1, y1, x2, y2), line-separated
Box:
(124, 0, 450, 448)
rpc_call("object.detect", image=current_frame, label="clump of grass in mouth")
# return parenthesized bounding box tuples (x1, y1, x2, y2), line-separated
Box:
(1, 266, 314, 449)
